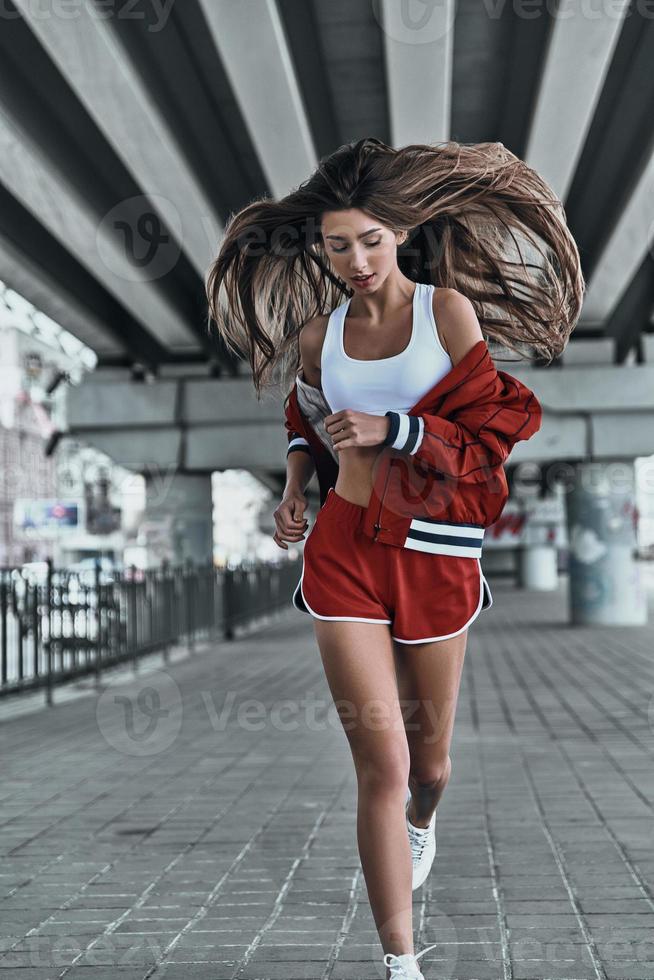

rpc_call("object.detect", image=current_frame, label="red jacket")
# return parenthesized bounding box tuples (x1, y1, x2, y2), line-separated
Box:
(284, 339, 542, 558)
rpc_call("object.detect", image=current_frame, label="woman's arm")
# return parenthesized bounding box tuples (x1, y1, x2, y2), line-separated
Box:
(435, 289, 485, 367)
(285, 443, 315, 494)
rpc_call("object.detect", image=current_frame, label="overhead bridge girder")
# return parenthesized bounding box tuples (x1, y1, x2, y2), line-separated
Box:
(65, 363, 654, 473)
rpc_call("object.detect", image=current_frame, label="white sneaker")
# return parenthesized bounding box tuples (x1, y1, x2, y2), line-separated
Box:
(405, 788, 437, 890)
(383, 942, 439, 979)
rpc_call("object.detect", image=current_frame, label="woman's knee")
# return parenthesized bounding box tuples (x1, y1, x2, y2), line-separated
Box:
(409, 752, 452, 789)
(353, 740, 410, 792)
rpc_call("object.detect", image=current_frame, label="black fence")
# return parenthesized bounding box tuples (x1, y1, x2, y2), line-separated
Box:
(0, 557, 301, 704)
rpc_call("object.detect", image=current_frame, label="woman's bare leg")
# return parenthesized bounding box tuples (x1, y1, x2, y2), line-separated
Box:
(392, 630, 469, 827)
(313, 618, 414, 967)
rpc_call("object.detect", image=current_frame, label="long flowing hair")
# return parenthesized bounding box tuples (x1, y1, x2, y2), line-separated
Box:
(205, 137, 585, 401)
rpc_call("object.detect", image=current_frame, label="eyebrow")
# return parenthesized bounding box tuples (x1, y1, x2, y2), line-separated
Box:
(324, 227, 383, 241)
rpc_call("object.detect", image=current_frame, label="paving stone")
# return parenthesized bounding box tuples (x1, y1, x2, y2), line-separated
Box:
(603, 964, 654, 980)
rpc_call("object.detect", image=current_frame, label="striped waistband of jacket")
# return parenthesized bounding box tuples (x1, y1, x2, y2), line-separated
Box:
(403, 516, 485, 558)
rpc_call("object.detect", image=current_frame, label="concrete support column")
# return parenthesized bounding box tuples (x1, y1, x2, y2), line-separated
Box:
(565, 460, 647, 625)
(142, 472, 213, 567)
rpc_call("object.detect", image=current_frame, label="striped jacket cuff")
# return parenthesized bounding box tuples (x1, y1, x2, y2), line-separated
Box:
(287, 433, 311, 457)
(383, 411, 425, 454)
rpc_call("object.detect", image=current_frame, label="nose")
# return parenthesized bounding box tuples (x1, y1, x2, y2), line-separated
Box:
(349, 244, 371, 273)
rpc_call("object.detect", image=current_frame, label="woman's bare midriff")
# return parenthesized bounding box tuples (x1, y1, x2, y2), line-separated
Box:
(299, 326, 389, 509)
(333, 446, 386, 508)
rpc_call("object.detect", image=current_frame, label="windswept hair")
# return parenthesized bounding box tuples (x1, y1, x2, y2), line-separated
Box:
(205, 137, 585, 399)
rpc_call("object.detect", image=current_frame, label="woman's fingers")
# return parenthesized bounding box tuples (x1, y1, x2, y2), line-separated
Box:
(273, 503, 308, 547)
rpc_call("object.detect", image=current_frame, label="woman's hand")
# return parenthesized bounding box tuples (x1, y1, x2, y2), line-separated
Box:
(273, 489, 309, 549)
(324, 410, 391, 452)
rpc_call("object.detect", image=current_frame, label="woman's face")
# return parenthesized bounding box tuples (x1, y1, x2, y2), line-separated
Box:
(320, 209, 406, 293)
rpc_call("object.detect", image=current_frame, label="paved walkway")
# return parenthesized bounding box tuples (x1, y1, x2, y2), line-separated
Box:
(1, 575, 654, 980)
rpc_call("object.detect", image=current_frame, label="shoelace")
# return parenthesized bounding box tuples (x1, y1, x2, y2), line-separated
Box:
(406, 813, 433, 862)
(407, 822, 430, 859)
(383, 942, 439, 977)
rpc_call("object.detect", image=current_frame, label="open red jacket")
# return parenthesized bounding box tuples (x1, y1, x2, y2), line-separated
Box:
(284, 339, 542, 558)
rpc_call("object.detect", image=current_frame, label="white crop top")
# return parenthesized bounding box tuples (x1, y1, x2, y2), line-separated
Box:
(320, 282, 452, 414)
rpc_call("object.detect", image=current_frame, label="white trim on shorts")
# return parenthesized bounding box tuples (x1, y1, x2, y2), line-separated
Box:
(292, 552, 392, 624)
(391, 558, 493, 644)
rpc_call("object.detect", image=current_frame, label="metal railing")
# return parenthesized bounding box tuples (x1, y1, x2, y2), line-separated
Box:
(0, 556, 301, 703)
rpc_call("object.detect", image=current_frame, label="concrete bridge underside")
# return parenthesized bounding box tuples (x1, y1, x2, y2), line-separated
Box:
(66, 359, 654, 476)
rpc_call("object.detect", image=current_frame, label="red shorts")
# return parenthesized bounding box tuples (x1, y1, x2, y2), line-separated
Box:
(292, 487, 493, 643)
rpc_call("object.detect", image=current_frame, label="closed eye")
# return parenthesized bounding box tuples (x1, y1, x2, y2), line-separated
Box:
(331, 239, 382, 253)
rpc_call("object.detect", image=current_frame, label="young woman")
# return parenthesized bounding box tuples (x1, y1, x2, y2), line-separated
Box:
(206, 138, 584, 980)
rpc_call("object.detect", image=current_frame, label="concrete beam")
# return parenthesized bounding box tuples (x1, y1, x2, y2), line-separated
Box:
(593, 413, 654, 459)
(78, 428, 183, 472)
(558, 338, 615, 366)
(0, 105, 198, 353)
(515, 415, 588, 464)
(508, 363, 654, 412)
(14, 0, 222, 278)
(65, 422, 285, 472)
(66, 361, 654, 472)
(68, 377, 269, 427)
(198, 0, 315, 196)
(580, 137, 654, 331)
(0, 236, 121, 358)
(380, 0, 454, 146)
(525, 1, 629, 201)
(520, 413, 654, 463)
